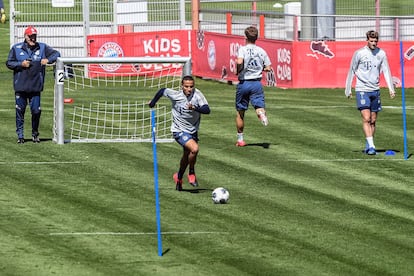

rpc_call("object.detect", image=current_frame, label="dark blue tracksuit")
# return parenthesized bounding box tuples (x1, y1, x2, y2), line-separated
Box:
(6, 41, 60, 139)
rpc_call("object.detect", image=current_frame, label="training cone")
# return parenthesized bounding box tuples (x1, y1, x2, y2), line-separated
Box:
(64, 98, 74, 104)
(384, 150, 396, 156)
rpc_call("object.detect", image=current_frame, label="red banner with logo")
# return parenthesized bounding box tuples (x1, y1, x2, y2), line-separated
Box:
(87, 30, 414, 88)
(192, 31, 290, 87)
(87, 30, 191, 77)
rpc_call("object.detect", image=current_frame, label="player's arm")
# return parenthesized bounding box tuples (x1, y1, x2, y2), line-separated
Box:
(194, 104, 210, 114)
(381, 55, 396, 99)
(345, 52, 358, 98)
(236, 57, 244, 75)
(148, 88, 166, 108)
(263, 53, 272, 72)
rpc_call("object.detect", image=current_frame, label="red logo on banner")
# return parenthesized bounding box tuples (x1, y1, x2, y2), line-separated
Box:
(405, 45, 414, 60)
(308, 41, 334, 59)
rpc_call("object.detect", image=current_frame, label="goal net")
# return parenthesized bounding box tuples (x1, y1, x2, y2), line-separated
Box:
(53, 57, 191, 144)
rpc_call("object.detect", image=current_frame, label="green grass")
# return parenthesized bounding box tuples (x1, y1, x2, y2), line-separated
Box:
(1, 7, 414, 276)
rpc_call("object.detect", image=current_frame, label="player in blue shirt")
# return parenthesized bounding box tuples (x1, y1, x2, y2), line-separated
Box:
(235, 26, 272, 147)
(345, 30, 395, 155)
(149, 76, 210, 191)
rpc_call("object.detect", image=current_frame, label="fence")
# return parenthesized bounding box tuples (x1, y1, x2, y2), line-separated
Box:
(9, 0, 187, 57)
(200, 10, 414, 41)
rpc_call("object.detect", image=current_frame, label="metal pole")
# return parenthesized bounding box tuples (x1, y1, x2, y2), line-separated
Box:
(55, 58, 65, 144)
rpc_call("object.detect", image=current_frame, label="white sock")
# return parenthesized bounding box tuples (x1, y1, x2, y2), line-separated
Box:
(237, 133, 244, 141)
(366, 137, 375, 148)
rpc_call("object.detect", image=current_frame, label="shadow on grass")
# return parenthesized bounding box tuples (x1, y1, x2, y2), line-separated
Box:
(181, 188, 212, 193)
(244, 142, 271, 148)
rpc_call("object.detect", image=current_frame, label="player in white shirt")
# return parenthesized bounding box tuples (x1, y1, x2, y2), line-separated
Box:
(149, 76, 210, 191)
(345, 30, 396, 155)
(235, 26, 272, 147)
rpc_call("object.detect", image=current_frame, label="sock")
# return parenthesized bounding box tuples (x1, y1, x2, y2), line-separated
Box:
(189, 168, 195, 175)
(366, 137, 375, 148)
(237, 133, 244, 141)
(178, 169, 185, 179)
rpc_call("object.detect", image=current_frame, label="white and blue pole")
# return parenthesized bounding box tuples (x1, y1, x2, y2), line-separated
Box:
(151, 109, 163, 256)
(399, 41, 409, 160)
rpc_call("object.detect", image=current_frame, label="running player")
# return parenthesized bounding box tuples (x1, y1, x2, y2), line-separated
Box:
(235, 26, 272, 147)
(149, 75, 210, 191)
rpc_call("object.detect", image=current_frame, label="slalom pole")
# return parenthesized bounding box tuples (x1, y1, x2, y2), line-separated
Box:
(399, 41, 408, 160)
(151, 108, 163, 256)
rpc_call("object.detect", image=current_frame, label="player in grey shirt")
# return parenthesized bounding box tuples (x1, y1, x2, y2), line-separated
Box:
(149, 76, 210, 190)
(345, 30, 396, 155)
(235, 26, 272, 147)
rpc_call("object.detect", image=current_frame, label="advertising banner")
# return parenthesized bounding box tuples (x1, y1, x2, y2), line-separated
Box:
(192, 31, 290, 87)
(87, 30, 414, 88)
(87, 30, 191, 77)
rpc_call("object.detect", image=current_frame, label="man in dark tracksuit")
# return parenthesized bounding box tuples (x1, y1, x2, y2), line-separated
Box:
(6, 26, 60, 143)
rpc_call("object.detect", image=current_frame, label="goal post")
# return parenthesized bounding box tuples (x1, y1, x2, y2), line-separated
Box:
(54, 56, 192, 144)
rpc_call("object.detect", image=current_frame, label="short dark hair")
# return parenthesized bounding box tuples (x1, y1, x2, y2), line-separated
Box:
(245, 26, 258, 43)
(366, 30, 379, 40)
(182, 75, 194, 83)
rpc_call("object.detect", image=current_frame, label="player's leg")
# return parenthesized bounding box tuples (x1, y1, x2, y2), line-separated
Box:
(250, 83, 268, 126)
(15, 92, 27, 143)
(173, 132, 199, 190)
(235, 83, 248, 146)
(236, 110, 246, 146)
(368, 91, 381, 145)
(360, 109, 376, 154)
(29, 92, 41, 143)
(357, 91, 376, 155)
(184, 139, 199, 187)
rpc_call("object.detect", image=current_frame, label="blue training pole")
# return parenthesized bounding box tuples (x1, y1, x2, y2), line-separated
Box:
(399, 41, 408, 160)
(151, 109, 163, 256)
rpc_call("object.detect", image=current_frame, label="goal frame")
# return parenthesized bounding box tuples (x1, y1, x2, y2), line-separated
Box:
(54, 56, 192, 144)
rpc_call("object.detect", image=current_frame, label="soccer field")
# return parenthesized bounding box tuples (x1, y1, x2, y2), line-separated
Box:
(1, 21, 414, 276)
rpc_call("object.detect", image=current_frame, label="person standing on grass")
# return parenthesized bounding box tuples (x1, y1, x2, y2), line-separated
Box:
(6, 26, 61, 144)
(345, 30, 395, 155)
(0, 0, 6, 23)
(235, 26, 272, 147)
(148, 75, 210, 191)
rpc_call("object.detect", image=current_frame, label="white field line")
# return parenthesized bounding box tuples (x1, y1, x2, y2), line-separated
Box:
(272, 105, 414, 109)
(286, 158, 407, 162)
(0, 161, 84, 165)
(49, 231, 228, 236)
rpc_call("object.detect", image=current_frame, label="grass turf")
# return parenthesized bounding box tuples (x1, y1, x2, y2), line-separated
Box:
(1, 11, 414, 276)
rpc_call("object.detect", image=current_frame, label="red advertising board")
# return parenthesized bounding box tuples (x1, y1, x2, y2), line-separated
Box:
(292, 41, 405, 89)
(192, 31, 291, 87)
(87, 30, 191, 77)
(87, 30, 414, 88)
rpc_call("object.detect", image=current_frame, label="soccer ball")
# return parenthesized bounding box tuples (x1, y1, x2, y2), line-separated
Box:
(212, 187, 230, 204)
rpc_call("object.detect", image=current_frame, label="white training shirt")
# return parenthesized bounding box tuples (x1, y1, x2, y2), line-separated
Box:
(345, 46, 395, 94)
(237, 44, 271, 80)
(163, 88, 209, 134)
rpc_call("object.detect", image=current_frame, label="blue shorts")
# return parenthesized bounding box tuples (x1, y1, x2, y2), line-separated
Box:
(173, 131, 198, 146)
(235, 80, 265, 111)
(356, 90, 382, 112)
